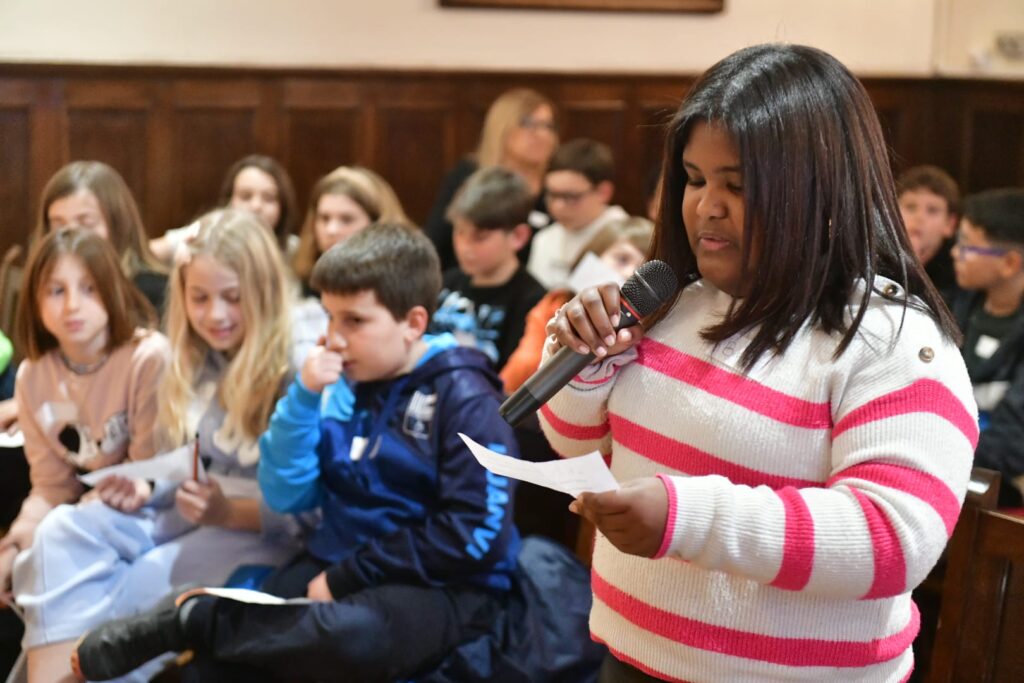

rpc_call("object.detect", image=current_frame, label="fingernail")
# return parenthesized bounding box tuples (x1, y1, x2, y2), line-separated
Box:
(604, 335, 615, 346)
(577, 345, 589, 354)
(595, 347, 607, 357)
(620, 329, 631, 342)
(611, 314, 620, 327)
(568, 501, 579, 514)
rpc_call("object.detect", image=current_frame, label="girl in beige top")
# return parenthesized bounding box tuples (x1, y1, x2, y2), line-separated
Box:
(0, 228, 169, 599)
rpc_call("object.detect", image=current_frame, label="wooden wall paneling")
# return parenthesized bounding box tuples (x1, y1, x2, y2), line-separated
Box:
(144, 82, 177, 237)
(281, 79, 364, 218)
(956, 82, 1024, 193)
(170, 80, 261, 229)
(0, 80, 36, 256)
(371, 81, 459, 224)
(863, 80, 932, 176)
(635, 81, 688, 218)
(65, 79, 153, 216)
(555, 82, 632, 210)
(27, 80, 68, 239)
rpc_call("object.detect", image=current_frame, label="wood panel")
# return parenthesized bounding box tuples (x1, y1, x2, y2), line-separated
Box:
(0, 64, 1022, 258)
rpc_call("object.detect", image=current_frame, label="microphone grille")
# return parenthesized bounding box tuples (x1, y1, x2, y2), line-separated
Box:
(622, 260, 679, 317)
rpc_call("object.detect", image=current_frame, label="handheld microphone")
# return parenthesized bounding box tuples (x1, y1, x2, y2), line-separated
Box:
(499, 260, 678, 427)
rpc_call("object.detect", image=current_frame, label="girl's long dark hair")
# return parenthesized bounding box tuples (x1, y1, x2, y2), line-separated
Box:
(653, 43, 959, 369)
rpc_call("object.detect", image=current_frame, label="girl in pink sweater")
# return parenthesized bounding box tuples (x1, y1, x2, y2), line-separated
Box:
(0, 228, 168, 605)
(543, 44, 976, 682)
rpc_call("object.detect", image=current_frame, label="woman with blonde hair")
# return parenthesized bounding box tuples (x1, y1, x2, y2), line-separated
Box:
(14, 209, 302, 683)
(290, 166, 412, 367)
(424, 88, 558, 271)
(36, 161, 167, 312)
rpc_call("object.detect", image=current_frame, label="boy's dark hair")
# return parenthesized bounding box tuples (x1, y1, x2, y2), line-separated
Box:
(896, 165, 961, 216)
(445, 167, 533, 231)
(311, 222, 442, 318)
(655, 43, 958, 370)
(548, 139, 615, 186)
(962, 188, 1024, 247)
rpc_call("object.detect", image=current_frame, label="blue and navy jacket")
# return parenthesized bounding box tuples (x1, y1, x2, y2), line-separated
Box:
(258, 334, 520, 597)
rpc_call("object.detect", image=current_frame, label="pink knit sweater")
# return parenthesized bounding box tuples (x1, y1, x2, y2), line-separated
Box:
(538, 279, 977, 682)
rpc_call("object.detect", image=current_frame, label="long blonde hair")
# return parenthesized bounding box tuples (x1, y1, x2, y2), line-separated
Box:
(159, 209, 291, 447)
(475, 88, 556, 168)
(292, 166, 412, 284)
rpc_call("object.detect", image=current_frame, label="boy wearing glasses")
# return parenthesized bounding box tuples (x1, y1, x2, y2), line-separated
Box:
(951, 188, 1024, 506)
(528, 139, 627, 289)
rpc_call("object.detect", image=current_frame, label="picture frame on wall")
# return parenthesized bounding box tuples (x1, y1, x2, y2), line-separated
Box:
(440, 0, 724, 13)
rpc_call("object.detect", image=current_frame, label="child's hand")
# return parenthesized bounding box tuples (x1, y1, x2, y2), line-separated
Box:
(175, 479, 229, 527)
(546, 284, 645, 360)
(300, 339, 344, 394)
(570, 477, 669, 558)
(96, 476, 152, 513)
(0, 399, 17, 435)
(306, 571, 334, 602)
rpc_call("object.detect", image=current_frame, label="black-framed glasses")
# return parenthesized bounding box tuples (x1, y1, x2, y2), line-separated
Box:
(546, 188, 595, 204)
(518, 116, 557, 132)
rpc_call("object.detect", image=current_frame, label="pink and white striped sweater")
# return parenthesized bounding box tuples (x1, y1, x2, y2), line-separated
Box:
(538, 279, 977, 683)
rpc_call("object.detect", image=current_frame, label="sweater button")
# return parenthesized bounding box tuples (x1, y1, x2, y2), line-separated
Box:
(919, 346, 935, 363)
(883, 284, 899, 297)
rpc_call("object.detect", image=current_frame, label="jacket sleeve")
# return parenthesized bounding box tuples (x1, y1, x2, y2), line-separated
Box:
(973, 364, 1024, 483)
(257, 377, 324, 513)
(324, 380, 519, 597)
(657, 326, 977, 600)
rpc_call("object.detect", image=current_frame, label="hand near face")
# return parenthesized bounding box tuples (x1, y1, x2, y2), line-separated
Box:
(175, 479, 229, 527)
(300, 338, 344, 394)
(96, 475, 152, 513)
(570, 477, 669, 558)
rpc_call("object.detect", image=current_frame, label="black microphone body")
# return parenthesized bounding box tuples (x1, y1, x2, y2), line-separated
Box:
(499, 260, 678, 427)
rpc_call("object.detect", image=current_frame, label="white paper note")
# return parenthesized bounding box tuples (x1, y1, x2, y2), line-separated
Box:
(459, 433, 618, 498)
(78, 443, 205, 487)
(567, 251, 624, 294)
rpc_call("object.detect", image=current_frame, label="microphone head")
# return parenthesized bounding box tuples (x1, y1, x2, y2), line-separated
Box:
(622, 260, 679, 317)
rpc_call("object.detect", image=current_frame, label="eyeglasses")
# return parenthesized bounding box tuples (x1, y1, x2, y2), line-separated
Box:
(519, 116, 557, 133)
(546, 188, 595, 205)
(953, 241, 1014, 260)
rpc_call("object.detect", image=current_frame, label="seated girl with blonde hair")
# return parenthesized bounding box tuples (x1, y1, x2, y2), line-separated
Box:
(14, 209, 303, 683)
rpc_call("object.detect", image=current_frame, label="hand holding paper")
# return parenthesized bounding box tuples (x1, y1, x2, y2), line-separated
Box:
(78, 444, 205, 488)
(459, 433, 618, 497)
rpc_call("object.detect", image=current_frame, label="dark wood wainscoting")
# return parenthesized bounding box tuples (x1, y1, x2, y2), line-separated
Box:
(2, 64, 1023, 259)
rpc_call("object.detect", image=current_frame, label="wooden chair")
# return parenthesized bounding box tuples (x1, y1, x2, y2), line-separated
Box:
(928, 469, 1024, 682)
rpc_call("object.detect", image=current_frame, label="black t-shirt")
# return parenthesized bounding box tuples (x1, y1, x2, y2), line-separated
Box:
(432, 266, 546, 372)
(963, 304, 1020, 379)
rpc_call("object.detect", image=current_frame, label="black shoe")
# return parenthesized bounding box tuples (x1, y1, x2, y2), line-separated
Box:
(72, 588, 196, 681)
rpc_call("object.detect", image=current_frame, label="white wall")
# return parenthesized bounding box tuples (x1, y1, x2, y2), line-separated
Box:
(935, 0, 1024, 78)
(0, 0, 940, 76)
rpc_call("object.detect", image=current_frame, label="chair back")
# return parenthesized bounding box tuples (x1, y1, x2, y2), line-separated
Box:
(929, 469, 1024, 681)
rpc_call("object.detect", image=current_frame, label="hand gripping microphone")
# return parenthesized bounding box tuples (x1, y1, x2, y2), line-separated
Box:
(499, 260, 679, 427)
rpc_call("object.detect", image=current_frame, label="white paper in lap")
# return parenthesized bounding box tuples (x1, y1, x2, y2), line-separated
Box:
(458, 433, 618, 498)
(77, 444, 201, 486)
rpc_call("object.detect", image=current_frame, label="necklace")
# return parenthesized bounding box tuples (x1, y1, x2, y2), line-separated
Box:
(59, 351, 110, 375)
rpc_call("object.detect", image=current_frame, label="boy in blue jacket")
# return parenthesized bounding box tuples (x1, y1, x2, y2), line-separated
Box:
(73, 223, 521, 682)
